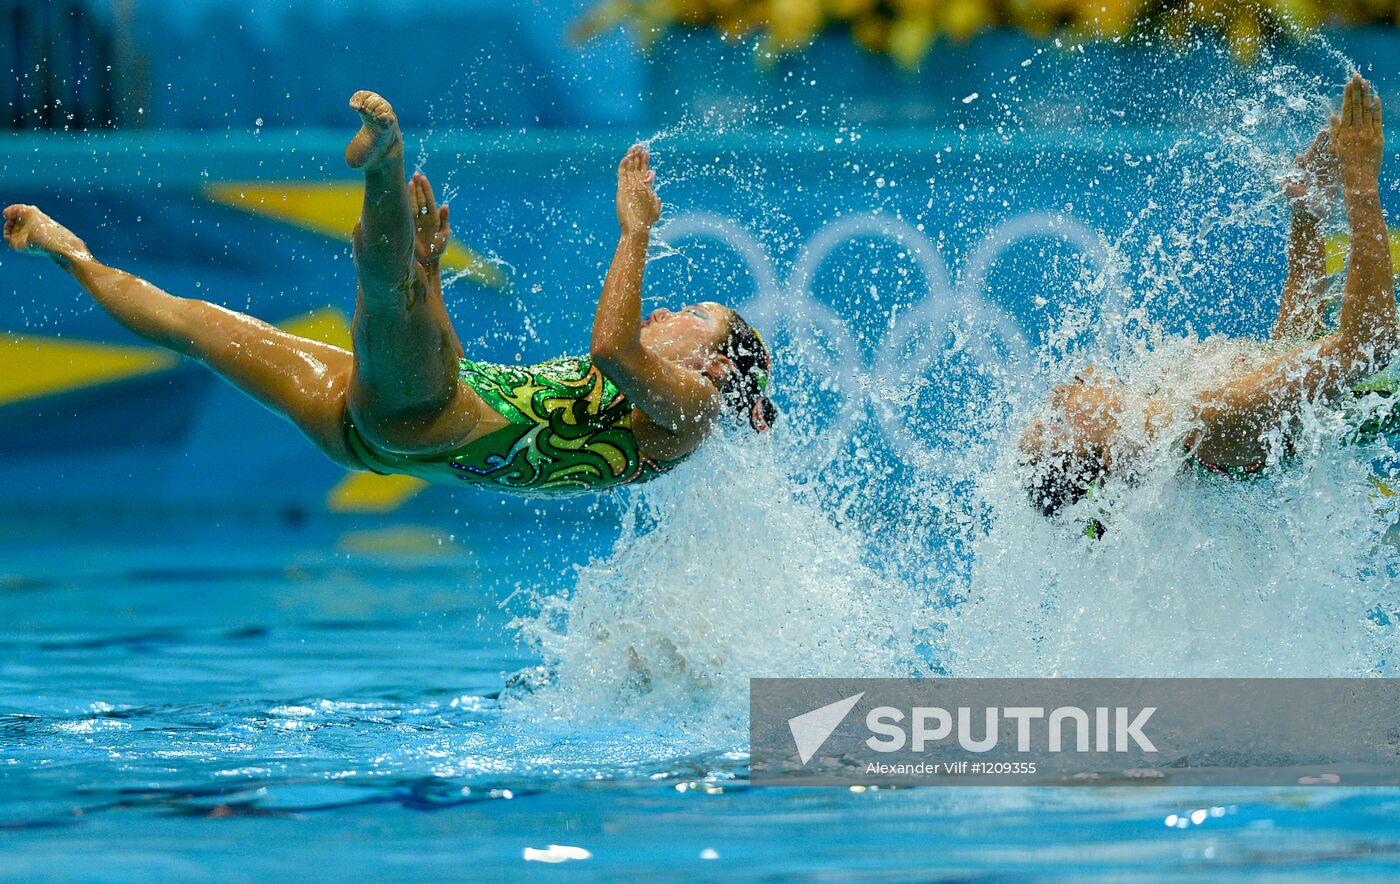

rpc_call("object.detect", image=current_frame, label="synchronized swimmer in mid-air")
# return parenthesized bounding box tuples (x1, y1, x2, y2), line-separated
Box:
(1021, 73, 1398, 523)
(2, 91, 774, 496)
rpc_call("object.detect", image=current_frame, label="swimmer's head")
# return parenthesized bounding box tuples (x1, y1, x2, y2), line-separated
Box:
(639, 301, 775, 431)
(713, 309, 776, 432)
(1019, 365, 1125, 517)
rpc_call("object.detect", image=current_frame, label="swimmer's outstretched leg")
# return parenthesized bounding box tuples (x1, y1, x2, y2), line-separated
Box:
(342, 91, 476, 456)
(1, 204, 361, 468)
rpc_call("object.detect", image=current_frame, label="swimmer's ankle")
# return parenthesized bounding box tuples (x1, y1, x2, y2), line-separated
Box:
(362, 156, 405, 182)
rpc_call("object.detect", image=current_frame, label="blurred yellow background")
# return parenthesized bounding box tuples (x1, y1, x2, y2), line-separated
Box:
(578, 0, 1400, 68)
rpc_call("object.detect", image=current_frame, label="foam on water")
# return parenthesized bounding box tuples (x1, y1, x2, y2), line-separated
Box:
(511, 429, 927, 745)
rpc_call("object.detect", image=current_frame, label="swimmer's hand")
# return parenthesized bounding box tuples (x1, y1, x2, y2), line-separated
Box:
(616, 144, 661, 236)
(1282, 130, 1338, 220)
(2, 204, 91, 269)
(411, 172, 450, 266)
(1329, 73, 1384, 194)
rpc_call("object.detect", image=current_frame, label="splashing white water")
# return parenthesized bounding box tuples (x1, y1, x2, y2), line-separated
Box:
(944, 337, 1400, 678)
(511, 429, 926, 744)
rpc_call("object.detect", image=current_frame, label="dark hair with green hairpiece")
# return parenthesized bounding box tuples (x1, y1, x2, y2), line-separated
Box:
(1023, 450, 1105, 520)
(716, 311, 776, 432)
(1023, 451, 1116, 539)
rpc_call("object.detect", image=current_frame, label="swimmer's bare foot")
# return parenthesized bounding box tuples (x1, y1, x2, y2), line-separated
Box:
(2, 204, 91, 268)
(345, 90, 403, 171)
(1283, 130, 1339, 219)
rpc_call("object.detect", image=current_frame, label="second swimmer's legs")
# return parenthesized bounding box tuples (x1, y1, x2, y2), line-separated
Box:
(343, 91, 475, 456)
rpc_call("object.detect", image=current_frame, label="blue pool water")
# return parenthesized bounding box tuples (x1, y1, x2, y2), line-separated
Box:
(5, 519, 1400, 879)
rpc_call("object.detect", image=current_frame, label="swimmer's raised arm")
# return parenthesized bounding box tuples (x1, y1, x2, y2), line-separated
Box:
(409, 170, 453, 330)
(1331, 75, 1395, 356)
(1273, 130, 1335, 341)
(411, 171, 450, 274)
(590, 146, 719, 444)
(590, 145, 659, 366)
(1190, 74, 1397, 466)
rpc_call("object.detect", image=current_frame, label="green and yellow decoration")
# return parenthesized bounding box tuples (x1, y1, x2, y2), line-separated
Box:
(576, 0, 1400, 69)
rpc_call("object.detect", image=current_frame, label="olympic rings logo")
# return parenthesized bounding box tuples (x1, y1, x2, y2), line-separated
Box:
(661, 211, 1122, 473)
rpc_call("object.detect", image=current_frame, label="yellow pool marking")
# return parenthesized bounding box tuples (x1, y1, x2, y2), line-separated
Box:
(204, 182, 504, 288)
(327, 472, 428, 513)
(335, 525, 462, 555)
(1324, 229, 1400, 277)
(277, 305, 354, 350)
(2, 257, 469, 421)
(0, 308, 350, 407)
(0, 334, 178, 406)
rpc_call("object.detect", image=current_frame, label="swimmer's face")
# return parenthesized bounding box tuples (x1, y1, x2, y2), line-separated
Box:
(640, 301, 730, 362)
(1023, 365, 1127, 465)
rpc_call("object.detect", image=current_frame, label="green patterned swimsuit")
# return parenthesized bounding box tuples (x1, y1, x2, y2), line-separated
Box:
(345, 356, 687, 496)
